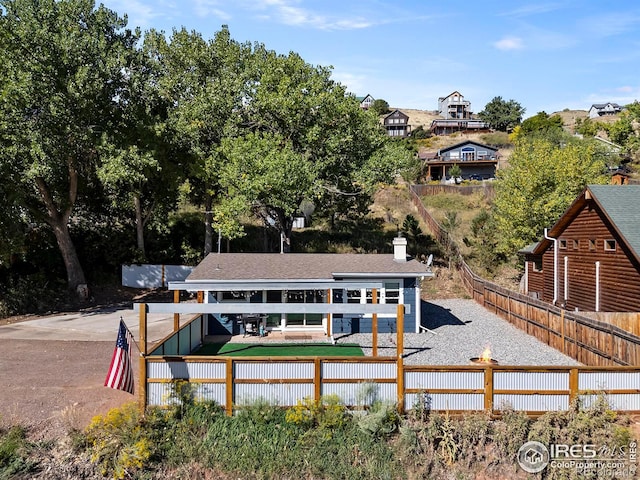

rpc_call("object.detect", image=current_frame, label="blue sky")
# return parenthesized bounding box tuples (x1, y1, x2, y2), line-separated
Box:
(100, 0, 640, 118)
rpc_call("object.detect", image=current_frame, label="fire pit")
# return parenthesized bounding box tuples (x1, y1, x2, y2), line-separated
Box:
(470, 347, 499, 365)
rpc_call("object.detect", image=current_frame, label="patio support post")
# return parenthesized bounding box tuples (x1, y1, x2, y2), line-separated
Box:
(173, 290, 180, 332)
(396, 304, 405, 413)
(197, 291, 204, 303)
(396, 304, 404, 358)
(138, 303, 147, 414)
(372, 289, 378, 357)
(327, 288, 332, 340)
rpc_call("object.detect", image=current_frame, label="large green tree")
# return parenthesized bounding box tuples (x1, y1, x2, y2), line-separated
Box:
(492, 137, 608, 255)
(478, 96, 526, 132)
(0, 0, 137, 296)
(143, 26, 250, 256)
(97, 40, 182, 261)
(222, 47, 399, 249)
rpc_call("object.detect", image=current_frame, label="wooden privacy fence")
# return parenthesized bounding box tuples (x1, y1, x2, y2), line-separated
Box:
(409, 184, 640, 366)
(140, 312, 640, 416)
(143, 353, 640, 415)
(411, 183, 495, 199)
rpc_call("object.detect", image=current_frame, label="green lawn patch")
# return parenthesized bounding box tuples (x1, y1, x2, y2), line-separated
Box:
(193, 342, 364, 357)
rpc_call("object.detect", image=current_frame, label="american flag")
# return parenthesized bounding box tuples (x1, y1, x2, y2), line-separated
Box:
(104, 319, 135, 394)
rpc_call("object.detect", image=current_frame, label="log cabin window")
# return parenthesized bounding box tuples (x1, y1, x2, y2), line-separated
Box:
(604, 239, 617, 251)
(532, 259, 543, 272)
(589, 239, 596, 250)
(573, 239, 579, 249)
(559, 239, 567, 249)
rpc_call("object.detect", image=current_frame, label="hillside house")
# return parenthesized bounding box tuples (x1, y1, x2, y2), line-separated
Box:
(383, 109, 411, 137)
(589, 103, 622, 118)
(423, 140, 498, 181)
(438, 91, 472, 119)
(168, 236, 433, 337)
(429, 119, 490, 136)
(356, 94, 375, 110)
(521, 185, 640, 312)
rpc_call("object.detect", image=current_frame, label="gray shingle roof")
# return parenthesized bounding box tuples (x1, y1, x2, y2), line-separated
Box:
(187, 253, 430, 282)
(588, 184, 640, 259)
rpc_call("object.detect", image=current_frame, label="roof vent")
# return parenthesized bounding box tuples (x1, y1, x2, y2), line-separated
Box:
(393, 235, 408, 262)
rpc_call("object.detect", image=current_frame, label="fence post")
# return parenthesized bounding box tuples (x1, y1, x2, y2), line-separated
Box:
(569, 368, 579, 406)
(314, 358, 321, 401)
(561, 309, 565, 354)
(397, 357, 405, 414)
(397, 304, 405, 413)
(484, 367, 493, 413)
(138, 303, 147, 414)
(225, 358, 233, 416)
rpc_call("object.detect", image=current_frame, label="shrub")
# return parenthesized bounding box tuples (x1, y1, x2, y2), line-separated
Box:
(84, 402, 153, 479)
(285, 395, 349, 430)
(0, 426, 36, 478)
(357, 402, 401, 440)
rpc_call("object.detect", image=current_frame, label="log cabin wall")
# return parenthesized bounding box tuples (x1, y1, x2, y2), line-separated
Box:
(409, 185, 640, 366)
(539, 201, 640, 312)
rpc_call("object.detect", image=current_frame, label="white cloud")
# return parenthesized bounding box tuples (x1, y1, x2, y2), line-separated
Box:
(236, 0, 373, 30)
(493, 36, 524, 51)
(580, 11, 640, 38)
(501, 3, 565, 18)
(193, 0, 232, 20)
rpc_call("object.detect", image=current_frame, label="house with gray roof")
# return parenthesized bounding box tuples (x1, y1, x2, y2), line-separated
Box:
(521, 185, 640, 313)
(170, 236, 433, 337)
(589, 102, 622, 118)
(424, 140, 498, 181)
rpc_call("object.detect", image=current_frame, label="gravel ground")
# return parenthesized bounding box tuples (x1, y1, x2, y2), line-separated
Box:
(335, 299, 581, 366)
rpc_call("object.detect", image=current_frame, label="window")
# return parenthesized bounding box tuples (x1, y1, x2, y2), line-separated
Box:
(559, 239, 567, 249)
(384, 282, 400, 304)
(573, 239, 579, 249)
(347, 289, 361, 304)
(589, 239, 596, 251)
(532, 259, 543, 272)
(605, 239, 617, 251)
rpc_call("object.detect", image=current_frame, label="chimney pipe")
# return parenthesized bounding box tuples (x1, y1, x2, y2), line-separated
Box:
(393, 235, 408, 262)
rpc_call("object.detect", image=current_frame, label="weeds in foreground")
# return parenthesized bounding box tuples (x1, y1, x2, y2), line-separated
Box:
(74, 391, 635, 480)
(0, 425, 37, 479)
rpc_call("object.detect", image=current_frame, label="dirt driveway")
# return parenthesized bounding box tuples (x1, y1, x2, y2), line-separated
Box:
(0, 338, 139, 440)
(0, 298, 173, 440)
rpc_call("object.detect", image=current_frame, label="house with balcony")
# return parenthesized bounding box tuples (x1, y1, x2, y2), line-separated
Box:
(588, 103, 622, 118)
(423, 140, 499, 181)
(383, 109, 411, 137)
(438, 91, 472, 119)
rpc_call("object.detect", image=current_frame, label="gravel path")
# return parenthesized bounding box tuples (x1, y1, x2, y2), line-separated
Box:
(336, 299, 581, 366)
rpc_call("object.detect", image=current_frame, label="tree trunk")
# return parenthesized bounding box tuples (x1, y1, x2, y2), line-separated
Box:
(35, 165, 88, 300)
(134, 194, 146, 260)
(49, 216, 88, 298)
(204, 194, 214, 255)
